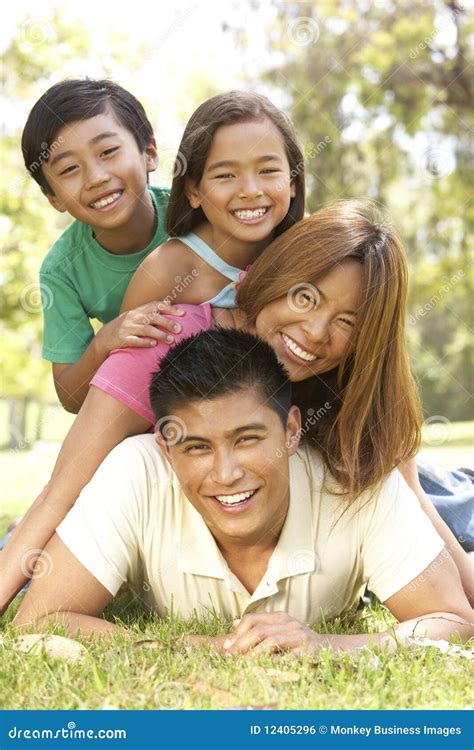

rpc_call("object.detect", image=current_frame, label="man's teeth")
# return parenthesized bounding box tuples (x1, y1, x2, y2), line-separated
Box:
(90, 191, 122, 209)
(233, 208, 267, 220)
(282, 333, 317, 362)
(215, 489, 256, 505)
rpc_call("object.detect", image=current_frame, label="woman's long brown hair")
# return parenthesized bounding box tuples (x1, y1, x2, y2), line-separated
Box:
(237, 199, 422, 504)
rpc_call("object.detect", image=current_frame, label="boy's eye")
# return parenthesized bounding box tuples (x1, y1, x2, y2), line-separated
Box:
(185, 444, 208, 453)
(237, 435, 260, 444)
(59, 165, 78, 176)
(213, 173, 234, 179)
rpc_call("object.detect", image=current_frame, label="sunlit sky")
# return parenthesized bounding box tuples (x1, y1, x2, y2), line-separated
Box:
(2, 0, 281, 161)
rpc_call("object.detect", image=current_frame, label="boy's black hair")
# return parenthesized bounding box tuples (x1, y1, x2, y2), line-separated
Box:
(22, 78, 154, 194)
(150, 328, 293, 438)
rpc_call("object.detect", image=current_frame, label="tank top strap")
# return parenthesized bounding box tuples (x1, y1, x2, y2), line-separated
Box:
(180, 232, 241, 282)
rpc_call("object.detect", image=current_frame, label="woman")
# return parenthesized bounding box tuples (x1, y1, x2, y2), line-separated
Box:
(1, 200, 472, 611)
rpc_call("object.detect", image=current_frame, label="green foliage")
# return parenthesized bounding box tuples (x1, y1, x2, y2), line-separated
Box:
(253, 0, 473, 420)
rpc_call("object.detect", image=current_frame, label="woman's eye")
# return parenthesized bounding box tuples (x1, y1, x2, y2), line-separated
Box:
(102, 147, 119, 157)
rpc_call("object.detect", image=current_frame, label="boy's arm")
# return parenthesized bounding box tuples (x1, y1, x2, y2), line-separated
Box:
(52, 300, 184, 413)
(398, 457, 474, 606)
(0, 387, 151, 614)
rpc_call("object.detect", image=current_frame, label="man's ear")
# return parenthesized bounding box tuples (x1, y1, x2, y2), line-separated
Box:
(155, 432, 172, 465)
(144, 136, 158, 174)
(285, 405, 301, 456)
(42, 188, 67, 213)
(184, 176, 201, 209)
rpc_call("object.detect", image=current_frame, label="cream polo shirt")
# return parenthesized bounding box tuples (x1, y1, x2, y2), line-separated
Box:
(56, 435, 444, 623)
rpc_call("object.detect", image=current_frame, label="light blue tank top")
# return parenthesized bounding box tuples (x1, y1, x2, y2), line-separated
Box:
(179, 232, 245, 308)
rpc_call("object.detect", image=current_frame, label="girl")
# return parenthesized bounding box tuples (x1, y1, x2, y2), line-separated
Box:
(2, 201, 472, 613)
(119, 90, 304, 318)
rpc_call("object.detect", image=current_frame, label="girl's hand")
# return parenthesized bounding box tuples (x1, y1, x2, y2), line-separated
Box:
(96, 301, 185, 355)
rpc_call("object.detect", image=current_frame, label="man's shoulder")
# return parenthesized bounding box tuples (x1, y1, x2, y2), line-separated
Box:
(40, 219, 90, 276)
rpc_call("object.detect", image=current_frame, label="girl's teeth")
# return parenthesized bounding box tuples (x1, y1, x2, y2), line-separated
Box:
(282, 333, 317, 362)
(215, 489, 255, 505)
(90, 192, 121, 209)
(233, 208, 267, 220)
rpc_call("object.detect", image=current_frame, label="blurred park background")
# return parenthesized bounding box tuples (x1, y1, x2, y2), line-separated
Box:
(0, 0, 472, 518)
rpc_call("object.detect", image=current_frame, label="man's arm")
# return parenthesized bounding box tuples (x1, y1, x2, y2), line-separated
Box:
(0, 388, 151, 614)
(13, 535, 120, 638)
(222, 549, 474, 655)
(53, 301, 184, 413)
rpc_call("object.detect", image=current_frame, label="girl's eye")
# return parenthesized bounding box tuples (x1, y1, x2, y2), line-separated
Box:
(102, 147, 119, 157)
(302, 292, 318, 307)
(261, 168, 280, 174)
(214, 173, 234, 179)
(339, 318, 355, 328)
(59, 165, 78, 176)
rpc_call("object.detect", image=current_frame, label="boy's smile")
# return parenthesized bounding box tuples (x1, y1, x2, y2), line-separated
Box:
(41, 109, 158, 254)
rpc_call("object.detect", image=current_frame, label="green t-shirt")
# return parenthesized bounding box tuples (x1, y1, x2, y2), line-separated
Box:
(40, 186, 169, 363)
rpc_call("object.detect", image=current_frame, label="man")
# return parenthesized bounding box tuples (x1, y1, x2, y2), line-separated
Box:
(14, 329, 473, 654)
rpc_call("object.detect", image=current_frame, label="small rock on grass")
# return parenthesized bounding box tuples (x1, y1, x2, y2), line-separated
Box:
(11, 634, 87, 663)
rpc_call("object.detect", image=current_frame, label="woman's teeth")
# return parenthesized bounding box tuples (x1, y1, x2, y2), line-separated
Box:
(89, 191, 122, 209)
(215, 489, 256, 506)
(232, 208, 268, 220)
(282, 333, 317, 362)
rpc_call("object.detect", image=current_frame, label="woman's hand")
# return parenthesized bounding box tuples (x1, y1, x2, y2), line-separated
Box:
(95, 301, 185, 355)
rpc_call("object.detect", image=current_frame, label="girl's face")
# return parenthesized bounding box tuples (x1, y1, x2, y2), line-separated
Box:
(186, 119, 296, 249)
(255, 260, 364, 382)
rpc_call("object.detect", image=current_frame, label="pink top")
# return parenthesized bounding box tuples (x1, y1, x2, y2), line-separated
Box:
(90, 304, 213, 425)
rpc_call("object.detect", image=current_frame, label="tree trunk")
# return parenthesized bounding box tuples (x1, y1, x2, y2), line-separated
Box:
(8, 397, 30, 450)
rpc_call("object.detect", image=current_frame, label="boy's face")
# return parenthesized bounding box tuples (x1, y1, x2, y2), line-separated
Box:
(41, 108, 157, 233)
(156, 388, 301, 549)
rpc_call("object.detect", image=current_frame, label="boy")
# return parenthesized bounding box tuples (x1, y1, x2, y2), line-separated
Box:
(22, 79, 183, 413)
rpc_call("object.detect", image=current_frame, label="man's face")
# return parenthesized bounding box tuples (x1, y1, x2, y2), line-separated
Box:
(157, 388, 301, 548)
(41, 108, 157, 234)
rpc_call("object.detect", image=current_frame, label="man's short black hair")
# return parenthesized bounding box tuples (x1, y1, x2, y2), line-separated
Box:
(22, 78, 154, 194)
(150, 328, 293, 438)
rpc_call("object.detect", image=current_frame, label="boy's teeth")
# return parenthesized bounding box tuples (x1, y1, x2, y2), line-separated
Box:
(233, 208, 267, 220)
(215, 489, 255, 505)
(282, 333, 317, 362)
(90, 191, 122, 209)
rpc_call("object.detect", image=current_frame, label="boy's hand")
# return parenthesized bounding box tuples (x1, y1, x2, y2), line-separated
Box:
(96, 301, 185, 355)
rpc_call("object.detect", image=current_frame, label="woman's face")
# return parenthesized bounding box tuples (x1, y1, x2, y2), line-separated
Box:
(255, 259, 364, 382)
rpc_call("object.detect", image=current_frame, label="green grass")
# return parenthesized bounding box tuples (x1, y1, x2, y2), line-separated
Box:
(1, 594, 472, 710)
(1, 419, 473, 710)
